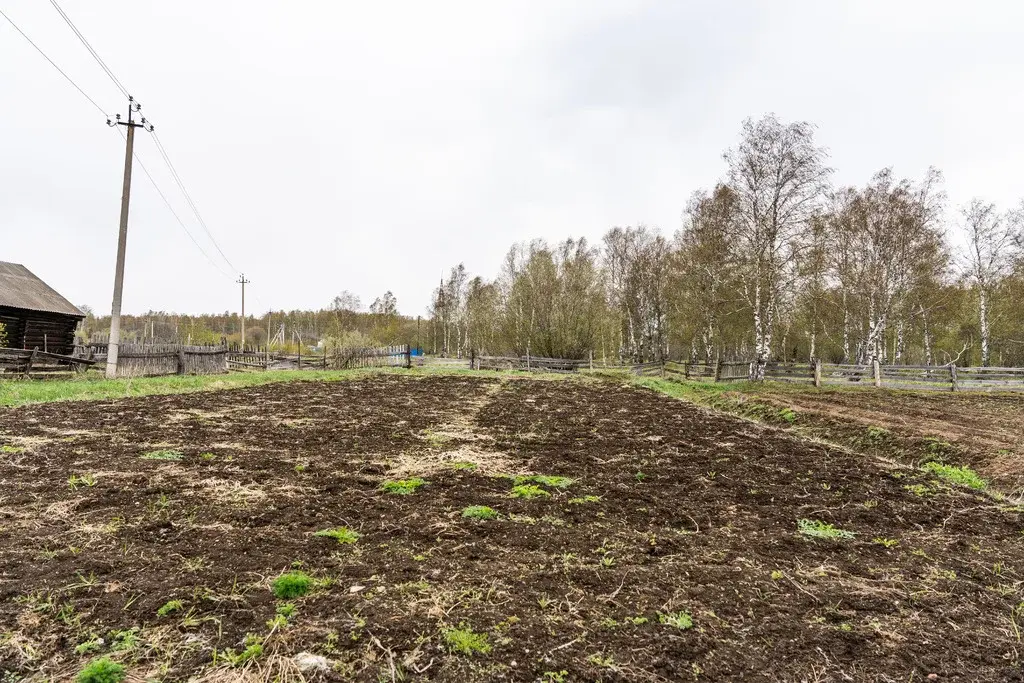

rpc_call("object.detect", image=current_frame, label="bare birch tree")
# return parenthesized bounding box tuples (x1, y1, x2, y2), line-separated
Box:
(961, 199, 1022, 366)
(724, 114, 830, 377)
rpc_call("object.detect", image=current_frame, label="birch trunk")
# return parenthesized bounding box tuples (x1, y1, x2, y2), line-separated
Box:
(979, 286, 990, 367)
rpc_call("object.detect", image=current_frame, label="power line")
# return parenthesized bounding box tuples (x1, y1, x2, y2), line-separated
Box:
(47, 0, 130, 99)
(0, 7, 110, 117)
(46, 0, 240, 278)
(116, 128, 234, 280)
(13, 0, 243, 283)
(151, 132, 238, 273)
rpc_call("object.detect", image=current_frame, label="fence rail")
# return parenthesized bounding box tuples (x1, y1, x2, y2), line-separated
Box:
(0, 347, 96, 376)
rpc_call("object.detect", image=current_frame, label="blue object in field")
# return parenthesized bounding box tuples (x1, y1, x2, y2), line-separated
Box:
(411, 347, 423, 356)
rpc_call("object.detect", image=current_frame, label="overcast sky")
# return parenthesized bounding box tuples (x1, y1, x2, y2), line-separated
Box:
(2, 1, 1022, 317)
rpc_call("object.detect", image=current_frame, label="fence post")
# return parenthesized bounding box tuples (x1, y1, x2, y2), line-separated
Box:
(813, 358, 822, 388)
(526, 347, 531, 372)
(24, 347, 38, 377)
(323, 343, 328, 370)
(177, 348, 187, 375)
(714, 359, 722, 382)
(872, 358, 881, 388)
(406, 345, 413, 369)
(588, 349, 593, 371)
(660, 359, 666, 378)
(950, 363, 958, 392)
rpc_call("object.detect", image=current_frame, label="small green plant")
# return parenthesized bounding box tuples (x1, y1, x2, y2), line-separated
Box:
(75, 637, 104, 655)
(461, 505, 499, 520)
(588, 653, 616, 668)
(625, 615, 648, 625)
(770, 570, 784, 580)
(541, 671, 568, 683)
(510, 484, 549, 499)
(271, 571, 312, 599)
(157, 599, 183, 617)
(1, 444, 25, 454)
(109, 629, 140, 652)
(76, 658, 125, 683)
(635, 471, 647, 482)
(380, 478, 427, 495)
(218, 634, 264, 667)
(922, 436, 954, 459)
(141, 449, 183, 461)
(778, 407, 797, 423)
(658, 611, 694, 630)
(294, 463, 307, 473)
(442, 624, 491, 656)
(923, 461, 987, 490)
(313, 526, 360, 544)
(450, 461, 478, 470)
(797, 519, 855, 541)
(266, 614, 288, 630)
(568, 495, 601, 504)
(865, 426, 889, 442)
(904, 483, 933, 497)
(199, 452, 216, 460)
(515, 474, 574, 489)
(873, 537, 899, 548)
(276, 602, 296, 618)
(68, 474, 97, 490)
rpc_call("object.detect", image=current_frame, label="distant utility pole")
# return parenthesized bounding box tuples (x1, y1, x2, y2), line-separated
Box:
(237, 274, 250, 346)
(105, 96, 153, 379)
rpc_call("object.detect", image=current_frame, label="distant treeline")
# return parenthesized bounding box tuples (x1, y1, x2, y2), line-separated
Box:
(82, 290, 427, 352)
(428, 115, 1024, 371)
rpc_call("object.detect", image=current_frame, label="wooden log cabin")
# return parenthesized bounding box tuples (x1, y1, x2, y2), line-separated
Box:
(0, 261, 85, 356)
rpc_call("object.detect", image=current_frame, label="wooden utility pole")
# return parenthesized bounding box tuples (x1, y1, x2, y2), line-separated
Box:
(237, 274, 250, 346)
(106, 97, 153, 379)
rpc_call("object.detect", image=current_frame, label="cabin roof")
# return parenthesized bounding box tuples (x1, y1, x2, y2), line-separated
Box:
(0, 262, 85, 318)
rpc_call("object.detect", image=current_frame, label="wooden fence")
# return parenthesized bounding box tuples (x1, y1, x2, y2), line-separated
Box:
(326, 345, 411, 370)
(97, 344, 228, 378)
(0, 347, 95, 376)
(469, 352, 1024, 392)
(474, 353, 590, 372)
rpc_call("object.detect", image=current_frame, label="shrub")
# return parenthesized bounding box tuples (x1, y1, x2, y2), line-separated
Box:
(77, 658, 126, 683)
(923, 461, 986, 490)
(442, 624, 491, 655)
(313, 526, 360, 544)
(380, 478, 427, 495)
(461, 505, 498, 520)
(797, 519, 855, 541)
(271, 571, 312, 599)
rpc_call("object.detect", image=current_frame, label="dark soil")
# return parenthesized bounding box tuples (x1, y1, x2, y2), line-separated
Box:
(1, 374, 1023, 682)
(703, 383, 1024, 494)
